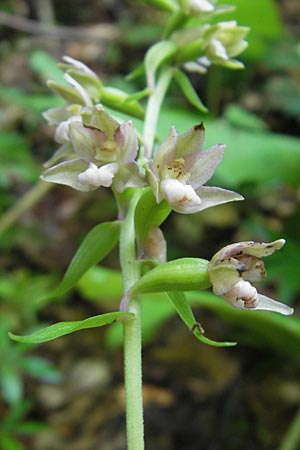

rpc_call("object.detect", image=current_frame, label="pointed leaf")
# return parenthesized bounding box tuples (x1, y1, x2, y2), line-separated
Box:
(167, 291, 236, 347)
(40, 221, 120, 301)
(9, 312, 133, 344)
(173, 69, 208, 113)
(145, 40, 177, 87)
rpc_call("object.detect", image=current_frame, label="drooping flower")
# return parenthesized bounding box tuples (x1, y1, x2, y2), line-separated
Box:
(146, 122, 243, 213)
(41, 107, 145, 192)
(208, 239, 294, 315)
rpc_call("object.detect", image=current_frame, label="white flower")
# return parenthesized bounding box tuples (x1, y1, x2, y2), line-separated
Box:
(146, 123, 243, 213)
(208, 239, 294, 315)
(42, 107, 145, 192)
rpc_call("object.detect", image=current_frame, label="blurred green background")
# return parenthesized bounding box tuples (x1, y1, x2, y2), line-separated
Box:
(0, 1, 300, 449)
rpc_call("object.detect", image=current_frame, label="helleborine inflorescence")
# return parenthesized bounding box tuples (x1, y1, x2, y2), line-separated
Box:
(172, 20, 249, 73)
(41, 107, 145, 192)
(146, 122, 243, 213)
(208, 239, 294, 315)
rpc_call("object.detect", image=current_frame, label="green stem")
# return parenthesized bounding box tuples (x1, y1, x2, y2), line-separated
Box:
(0, 181, 52, 235)
(120, 189, 145, 450)
(143, 67, 173, 159)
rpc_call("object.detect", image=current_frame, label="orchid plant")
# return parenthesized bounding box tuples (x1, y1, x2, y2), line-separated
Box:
(10, 1, 293, 449)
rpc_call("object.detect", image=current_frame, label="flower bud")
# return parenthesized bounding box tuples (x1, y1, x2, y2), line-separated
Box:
(171, 21, 249, 72)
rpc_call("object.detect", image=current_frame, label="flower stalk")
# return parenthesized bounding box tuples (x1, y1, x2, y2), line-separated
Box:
(143, 67, 173, 158)
(119, 189, 145, 450)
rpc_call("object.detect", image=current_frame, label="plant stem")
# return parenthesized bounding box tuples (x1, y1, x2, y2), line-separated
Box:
(143, 67, 173, 159)
(120, 189, 145, 450)
(0, 181, 52, 236)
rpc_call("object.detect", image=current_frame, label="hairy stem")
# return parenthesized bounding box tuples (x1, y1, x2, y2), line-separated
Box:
(120, 189, 145, 450)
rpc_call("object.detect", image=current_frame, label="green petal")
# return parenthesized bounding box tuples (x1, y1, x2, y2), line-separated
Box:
(41, 159, 94, 191)
(176, 121, 205, 158)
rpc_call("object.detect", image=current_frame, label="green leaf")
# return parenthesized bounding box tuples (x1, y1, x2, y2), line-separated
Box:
(77, 266, 123, 301)
(217, 0, 284, 60)
(0, 434, 25, 450)
(135, 187, 171, 250)
(40, 221, 120, 301)
(0, 85, 61, 113)
(29, 50, 65, 83)
(224, 104, 267, 130)
(14, 421, 48, 434)
(145, 40, 177, 87)
(9, 312, 133, 344)
(167, 291, 237, 347)
(173, 69, 208, 113)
